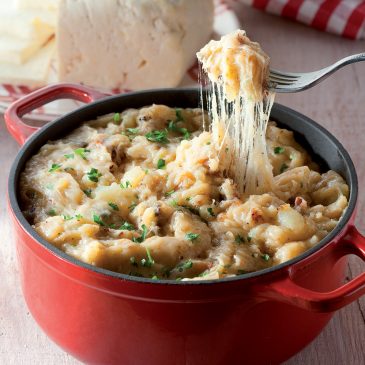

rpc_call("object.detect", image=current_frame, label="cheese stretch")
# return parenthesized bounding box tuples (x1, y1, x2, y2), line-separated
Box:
(197, 30, 274, 195)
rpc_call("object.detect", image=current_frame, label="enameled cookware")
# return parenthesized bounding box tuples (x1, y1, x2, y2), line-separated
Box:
(5, 84, 365, 365)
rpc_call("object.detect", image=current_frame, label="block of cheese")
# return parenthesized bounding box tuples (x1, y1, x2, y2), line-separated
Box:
(0, 39, 55, 87)
(15, 0, 59, 11)
(0, 4, 55, 65)
(57, 0, 214, 90)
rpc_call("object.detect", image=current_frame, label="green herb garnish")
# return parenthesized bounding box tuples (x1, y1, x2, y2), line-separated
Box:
(167, 120, 190, 140)
(165, 190, 175, 197)
(175, 108, 184, 122)
(185, 232, 200, 242)
(207, 207, 215, 217)
(119, 221, 135, 231)
(169, 199, 179, 208)
(75, 148, 90, 160)
(62, 215, 73, 221)
(280, 163, 289, 173)
(129, 202, 137, 212)
(145, 130, 169, 144)
(87, 168, 102, 183)
(108, 202, 119, 211)
(93, 214, 105, 226)
(274, 146, 284, 154)
(47, 209, 57, 216)
(64, 153, 74, 159)
(75, 214, 83, 221)
(157, 159, 166, 169)
(247, 235, 252, 242)
(235, 235, 245, 244)
(48, 163, 62, 173)
(132, 224, 148, 243)
(151, 275, 159, 280)
(126, 128, 139, 134)
(140, 247, 154, 267)
(178, 259, 193, 272)
(83, 189, 92, 197)
(120, 181, 132, 189)
(261, 254, 270, 262)
(113, 113, 121, 124)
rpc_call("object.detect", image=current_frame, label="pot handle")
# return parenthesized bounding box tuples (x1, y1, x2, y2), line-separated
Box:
(4, 83, 110, 145)
(266, 225, 365, 312)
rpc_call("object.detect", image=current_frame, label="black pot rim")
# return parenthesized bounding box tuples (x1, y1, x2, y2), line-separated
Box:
(7, 87, 358, 286)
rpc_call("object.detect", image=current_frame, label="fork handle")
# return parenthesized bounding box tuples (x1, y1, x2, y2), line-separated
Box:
(328, 53, 365, 73)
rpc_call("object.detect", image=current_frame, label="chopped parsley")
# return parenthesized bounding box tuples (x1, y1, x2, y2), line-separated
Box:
(87, 168, 102, 183)
(129, 202, 137, 212)
(274, 146, 285, 154)
(48, 163, 62, 173)
(207, 207, 215, 217)
(93, 214, 105, 226)
(175, 108, 184, 122)
(141, 247, 154, 267)
(151, 275, 159, 280)
(108, 202, 119, 211)
(157, 159, 166, 169)
(83, 189, 92, 197)
(280, 163, 289, 173)
(185, 197, 192, 202)
(126, 128, 139, 134)
(75, 214, 83, 221)
(132, 224, 148, 243)
(178, 259, 193, 272)
(113, 112, 121, 124)
(261, 254, 270, 262)
(64, 167, 75, 173)
(247, 235, 252, 242)
(120, 181, 132, 189)
(47, 209, 57, 216)
(145, 129, 169, 144)
(75, 148, 90, 160)
(235, 235, 245, 244)
(165, 189, 175, 197)
(64, 153, 74, 159)
(130, 256, 138, 267)
(119, 221, 135, 231)
(62, 215, 73, 221)
(167, 120, 190, 140)
(185, 232, 200, 242)
(169, 199, 179, 208)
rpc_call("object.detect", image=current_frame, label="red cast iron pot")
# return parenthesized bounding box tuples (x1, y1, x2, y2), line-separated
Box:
(5, 83, 365, 365)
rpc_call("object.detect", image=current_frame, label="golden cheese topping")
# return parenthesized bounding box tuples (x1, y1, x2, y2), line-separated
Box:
(197, 29, 270, 102)
(19, 106, 349, 280)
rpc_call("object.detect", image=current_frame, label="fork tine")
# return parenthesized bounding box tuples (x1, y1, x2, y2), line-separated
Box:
(268, 76, 294, 85)
(269, 71, 300, 81)
(270, 69, 301, 80)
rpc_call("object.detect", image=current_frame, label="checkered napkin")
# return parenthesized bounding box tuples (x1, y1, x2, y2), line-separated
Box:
(227, 0, 365, 39)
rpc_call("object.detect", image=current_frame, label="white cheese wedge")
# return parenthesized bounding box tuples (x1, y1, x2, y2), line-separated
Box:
(0, 39, 55, 87)
(15, 0, 59, 11)
(56, 0, 214, 89)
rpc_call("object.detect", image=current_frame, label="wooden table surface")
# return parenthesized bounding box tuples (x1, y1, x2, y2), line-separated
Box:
(0, 4, 364, 365)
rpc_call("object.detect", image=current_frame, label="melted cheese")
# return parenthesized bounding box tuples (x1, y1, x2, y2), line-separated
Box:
(197, 30, 274, 195)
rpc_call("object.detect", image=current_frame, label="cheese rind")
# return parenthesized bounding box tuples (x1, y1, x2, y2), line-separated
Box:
(56, 0, 214, 89)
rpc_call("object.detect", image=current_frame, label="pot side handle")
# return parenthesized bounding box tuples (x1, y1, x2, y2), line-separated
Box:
(4, 83, 110, 145)
(266, 225, 365, 312)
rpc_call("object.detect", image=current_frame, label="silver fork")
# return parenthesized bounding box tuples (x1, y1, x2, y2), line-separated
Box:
(269, 53, 365, 93)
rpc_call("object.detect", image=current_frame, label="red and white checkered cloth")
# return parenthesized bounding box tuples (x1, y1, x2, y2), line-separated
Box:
(226, 0, 365, 39)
